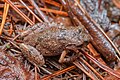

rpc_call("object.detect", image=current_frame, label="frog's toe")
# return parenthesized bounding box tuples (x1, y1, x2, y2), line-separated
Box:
(59, 51, 80, 63)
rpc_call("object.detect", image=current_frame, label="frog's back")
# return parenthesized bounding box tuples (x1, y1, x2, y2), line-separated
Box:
(24, 26, 91, 56)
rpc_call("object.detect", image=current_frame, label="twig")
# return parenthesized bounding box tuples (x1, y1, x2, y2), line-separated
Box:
(29, 0, 49, 22)
(19, 0, 43, 23)
(35, 67, 38, 80)
(40, 8, 68, 16)
(0, 2, 9, 35)
(45, 0, 61, 7)
(41, 65, 76, 80)
(80, 57, 105, 80)
(74, 0, 120, 60)
(40, 67, 52, 74)
(64, 0, 119, 61)
(73, 61, 96, 80)
(79, 61, 99, 80)
(2, 34, 20, 50)
(5, 0, 34, 25)
(112, 0, 120, 9)
(87, 43, 106, 65)
(81, 50, 120, 79)
(0, 4, 68, 16)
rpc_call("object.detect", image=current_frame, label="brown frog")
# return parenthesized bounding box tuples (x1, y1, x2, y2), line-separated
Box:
(19, 22, 91, 66)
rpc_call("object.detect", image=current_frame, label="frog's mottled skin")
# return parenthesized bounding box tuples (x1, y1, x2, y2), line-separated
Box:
(23, 23, 91, 56)
(20, 22, 91, 66)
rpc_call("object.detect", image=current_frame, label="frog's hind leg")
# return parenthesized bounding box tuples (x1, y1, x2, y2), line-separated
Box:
(19, 43, 45, 67)
(59, 45, 81, 63)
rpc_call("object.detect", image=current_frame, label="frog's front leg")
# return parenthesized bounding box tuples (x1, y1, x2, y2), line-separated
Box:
(59, 45, 81, 63)
(19, 43, 45, 66)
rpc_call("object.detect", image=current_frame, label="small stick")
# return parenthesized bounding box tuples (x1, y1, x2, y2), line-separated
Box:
(2, 34, 20, 50)
(65, 0, 119, 61)
(0, 11, 2, 15)
(3, 0, 35, 50)
(81, 50, 120, 79)
(80, 57, 105, 80)
(40, 7, 68, 16)
(41, 65, 76, 80)
(35, 67, 38, 80)
(87, 43, 106, 65)
(112, 0, 120, 9)
(0, 4, 68, 16)
(5, 0, 34, 25)
(29, 0, 49, 22)
(0, 2, 9, 35)
(19, 0, 43, 23)
(45, 0, 61, 7)
(79, 61, 100, 80)
(73, 61, 96, 80)
(74, 0, 120, 60)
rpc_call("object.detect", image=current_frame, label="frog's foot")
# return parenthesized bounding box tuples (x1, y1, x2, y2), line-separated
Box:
(19, 43, 45, 66)
(59, 46, 81, 63)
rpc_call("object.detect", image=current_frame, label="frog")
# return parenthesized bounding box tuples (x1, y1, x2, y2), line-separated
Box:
(19, 22, 91, 66)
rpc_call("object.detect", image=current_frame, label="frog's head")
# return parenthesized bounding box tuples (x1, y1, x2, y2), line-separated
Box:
(78, 26, 92, 46)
